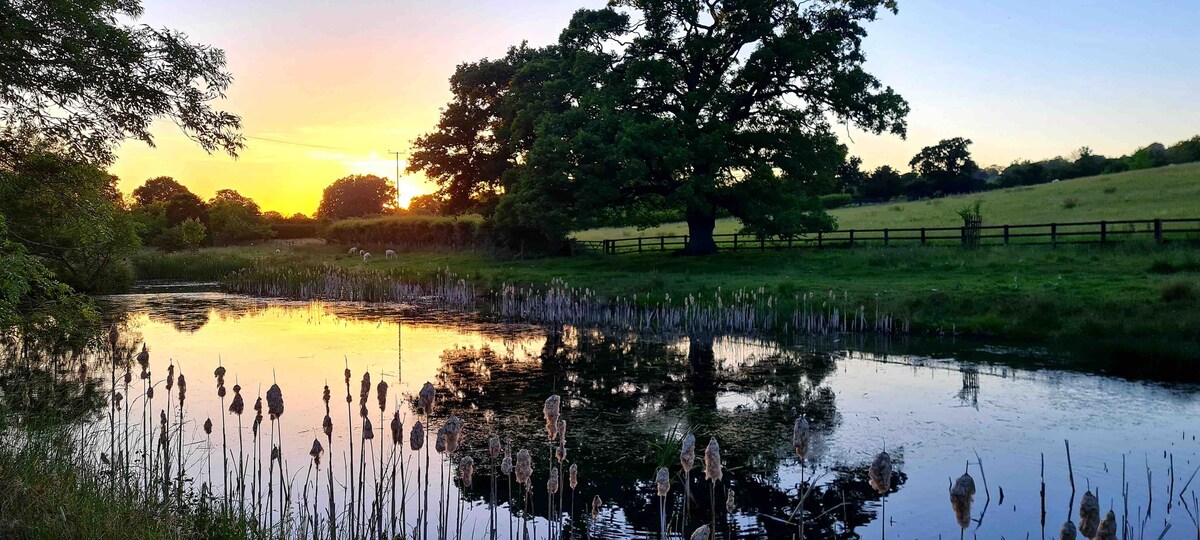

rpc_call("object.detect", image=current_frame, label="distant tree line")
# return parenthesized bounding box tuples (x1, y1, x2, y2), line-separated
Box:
(129, 177, 276, 251)
(835, 135, 1200, 204)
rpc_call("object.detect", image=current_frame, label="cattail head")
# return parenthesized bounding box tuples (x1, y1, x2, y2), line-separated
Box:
(547, 466, 560, 494)
(792, 417, 810, 461)
(390, 412, 402, 445)
(176, 373, 186, 404)
(690, 525, 711, 540)
(359, 372, 371, 406)
(213, 365, 226, 387)
(323, 414, 333, 438)
(377, 380, 388, 411)
(950, 472, 975, 529)
(166, 364, 175, 391)
(252, 414, 262, 436)
(123, 370, 132, 385)
(680, 434, 696, 471)
(515, 449, 532, 484)
(501, 455, 513, 475)
(655, 467, 670, 497)
(266, 383, 284, 419)
(136, 344, 149, 370)
(229, 391, 244, 415)
(557, 418, 566, 442)
(444, 415, 463, 453)
(459, 456, 475, 488)
(556, 441, 566, 463)
(869, 451, 892, 495)
(322, 384, 331, 411)
(112, 391, 123, 409)
(310, 438, 324, 466)
(362, 417, 375, 440)
(591, 494, 602, 518)
(271, 446, 281, 461)
(1060, 520, 1077, 540)
(488, 435, 501, 459)
(203, 418, 213, 435)
(1096, 510, 1117, 540)
(726, 489, 735, 513)
(543, 395, 561, 440)
(217, 384, 226, 399)
(232, 383, 241, 394)
(569, 463, 578, 490)
(140, 368, 150, 380)
(359, 403, 369, 419)
(146, 384, 154, 399)
(344, 368, 351, 384)
(1079, 490, 1100, 538)
(435, 425, 447, 454)
(704, 437, 721, 482)
(410, 421, 425, 451)
(254, 396, 262, 413)
(419, 382, 435, 415)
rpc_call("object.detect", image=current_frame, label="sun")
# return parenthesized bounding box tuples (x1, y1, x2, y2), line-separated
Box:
(342, 153, 432, 208)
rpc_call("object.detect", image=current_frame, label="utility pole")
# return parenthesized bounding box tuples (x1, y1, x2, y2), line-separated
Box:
(388, 150, 403, 211)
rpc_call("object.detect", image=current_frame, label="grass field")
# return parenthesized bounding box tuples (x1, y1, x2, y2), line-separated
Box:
(574, 163, 1200, 240)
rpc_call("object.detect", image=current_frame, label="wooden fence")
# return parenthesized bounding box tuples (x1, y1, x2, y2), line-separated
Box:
(582, 217, 1200, 255)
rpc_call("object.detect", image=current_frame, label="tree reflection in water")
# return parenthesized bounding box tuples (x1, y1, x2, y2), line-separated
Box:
(431, 326, 905, 538)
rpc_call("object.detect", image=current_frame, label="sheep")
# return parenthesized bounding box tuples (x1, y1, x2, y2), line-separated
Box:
(349, 247, 359, 255)
(361, 251, 371, 263)
(385, 249, 397, 259)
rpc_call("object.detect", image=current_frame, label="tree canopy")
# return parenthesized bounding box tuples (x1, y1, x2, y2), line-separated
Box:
(132, 176, 193, 206)
(410, 0, 908, 253)
(0, 0, 242, 164)
(908, 137, 980, 195)
(316, 174, 398, 220)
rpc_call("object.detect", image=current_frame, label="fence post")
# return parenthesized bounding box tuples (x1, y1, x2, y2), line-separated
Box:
(1051, 223, 1057, 247)
(884, 228, 890, 247)
(1100, 221, 1107, 244)
(817, 231, 823, 248)
(638, 237, 643, 253)
(1004, 225, 1010, 245)
(733, 234, 739, 250)
(660, 236, 665, 251)
(848, 230, 855, 247)
(1154, 219, 1163, 244)
(920, 228, 926, 246)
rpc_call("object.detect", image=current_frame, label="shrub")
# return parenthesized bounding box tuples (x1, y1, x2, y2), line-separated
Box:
(819, 193, 852, 210)
(1161, 279, 1197, 303)
(321, 214, 489, 250)
(1061, 198, 1079, 209)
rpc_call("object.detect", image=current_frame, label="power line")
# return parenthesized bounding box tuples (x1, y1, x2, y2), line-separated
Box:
(244, 135, 352, 151)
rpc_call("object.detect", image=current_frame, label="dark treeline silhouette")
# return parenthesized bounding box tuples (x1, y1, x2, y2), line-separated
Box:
(837, 135, 1200, 204)
(129, 177, 275, 251)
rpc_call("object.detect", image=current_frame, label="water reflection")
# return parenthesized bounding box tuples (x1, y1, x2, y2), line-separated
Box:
(3, 291, 1198, 538)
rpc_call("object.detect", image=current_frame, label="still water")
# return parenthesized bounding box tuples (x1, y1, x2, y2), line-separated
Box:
(82, 290, 1200, 538)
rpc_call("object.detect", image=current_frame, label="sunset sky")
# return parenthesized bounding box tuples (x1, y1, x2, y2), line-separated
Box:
(111, 0, 1200, 216)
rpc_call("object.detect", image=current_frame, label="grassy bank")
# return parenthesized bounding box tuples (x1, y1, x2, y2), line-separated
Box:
(575, 162, 1200, 240)
(134, 242, 1200, 368)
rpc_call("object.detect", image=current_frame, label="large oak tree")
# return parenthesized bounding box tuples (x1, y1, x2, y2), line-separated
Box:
(410, 0, 908, 253)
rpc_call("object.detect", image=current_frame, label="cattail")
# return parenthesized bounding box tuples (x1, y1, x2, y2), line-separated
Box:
(322, 384, 331, 412)
(359, 403, 368, 419)
(1060, 520, 1078, 540)
(123, 370, 132, 385)
(655, 467, 670, 496)
(419, 382, 435, 415)
(726, 489, 735, 513)
(271, 446, 281, 461)
(501, 454, 513, 475)
(459, 456, 475, 488)
(680, 433, 696, 470)
(377, 380, 388, 411)
(515, 449, 532, 484)
(591, 494, 602, 518)
(569, 463, 578, 490)
(166, 364, 175, 391)
(435, 426, 446, 454)
(792, 417, 810, 461)
(113, 392, 123, 409)
(690, 525, 711, 540)
(557, 418, 567, 442)
(359, 372, 371, 406)
(344, 368, 351, 385)
(488, 435, 501, 459)
(556, 440, 566, 463)
(214, 365, 226, 387)
(390, 411, 402, 445)
(362, 417, 375, 440)
(704, 437, 721, 482)
(1096, 510, 1117, 540)
(217, 384, 226, 399)
(547, 466, 560, 494)
(950, 472, 975, 529)
(136, 344, 149, 370)
(229, 390, 244, 415)
(310, 438, 324, 466)
(410, 421, 424, 451)
(869, 451, 892, 494)
(252, 413, 262, 436)
(204, 418, 213, 435)
(147, 385, 154, 399)
(544, 395, 561, 440)
(266, 383, 284, 419)
(1079, 490, 1100, 538)
(323, 415, 333, 437)
(444, 415, 463, 453)
(176, 373, 186, 404)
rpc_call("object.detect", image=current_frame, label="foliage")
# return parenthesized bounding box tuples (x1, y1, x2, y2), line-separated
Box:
(0, 149, 139, 292)
(131, 176, 192, 206)
(411, 0, 909, 253)
(909, 137, 981, 195)
(165, 191, 209, 227)
(0, 0, 242, 165)
(316, 174, 398, 220)
(321, 214, 488, 250)
(206, 189, 273, 245)
(152, 218, 207, 252)
(820, 193, 853, 210)
(265, 212, 319, 239)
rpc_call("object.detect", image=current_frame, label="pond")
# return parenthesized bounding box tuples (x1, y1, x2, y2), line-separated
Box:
(13, 288, 1200, 538)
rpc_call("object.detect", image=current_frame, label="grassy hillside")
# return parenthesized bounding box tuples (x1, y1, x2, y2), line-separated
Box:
(575, 162, 1200, 240)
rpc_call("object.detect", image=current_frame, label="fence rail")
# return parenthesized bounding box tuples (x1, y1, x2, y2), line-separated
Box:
(583, 218, 1200, 255)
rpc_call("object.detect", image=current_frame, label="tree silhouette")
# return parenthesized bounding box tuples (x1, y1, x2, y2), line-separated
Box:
(132, 177, 194, 206)
(909, 138, 981, 195)
(316, 174, 398, 220)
